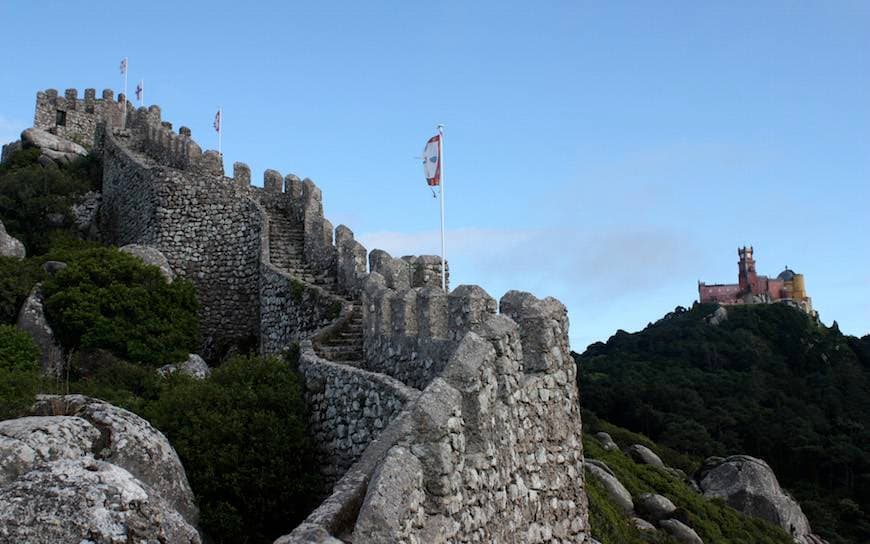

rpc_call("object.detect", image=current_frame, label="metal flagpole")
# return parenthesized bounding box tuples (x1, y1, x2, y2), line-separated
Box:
(122, 57, 128, 127)
(438, 124, 446, 291)
(218, 107, 222, 156)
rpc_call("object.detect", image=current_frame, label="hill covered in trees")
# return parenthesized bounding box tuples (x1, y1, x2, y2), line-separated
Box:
(575, 303, 870, 543)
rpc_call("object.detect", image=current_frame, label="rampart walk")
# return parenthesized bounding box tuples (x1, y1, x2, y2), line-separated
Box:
(26, 88, 590, 543)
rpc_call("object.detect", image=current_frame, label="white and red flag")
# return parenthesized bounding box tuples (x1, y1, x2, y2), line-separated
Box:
(213, 109, 221, 133)
(422, 134, 441, 186)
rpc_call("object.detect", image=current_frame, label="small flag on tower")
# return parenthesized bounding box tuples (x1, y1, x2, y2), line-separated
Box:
(120, 57, 128, 75)
(213, 109, 221, 133)
(135, 80, 143, 102)
(422, 134, 441, 186)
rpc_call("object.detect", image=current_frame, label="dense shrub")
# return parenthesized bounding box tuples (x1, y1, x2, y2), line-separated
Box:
(0, 256, 46, 324)
(0, 325, 42, 419)
(144, 354, 322, 543)
(42, 247, 199, 366)
(0, 147, 101, 255)
(65, 349, 165, 414)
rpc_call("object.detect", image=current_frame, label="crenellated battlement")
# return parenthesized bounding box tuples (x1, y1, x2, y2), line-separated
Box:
(35, 87, 129, 148)
(18, 86, 587, 543)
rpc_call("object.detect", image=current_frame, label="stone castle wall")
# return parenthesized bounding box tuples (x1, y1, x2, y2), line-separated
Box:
(298, 348, 420, 483)
(22, 87, 589, 543)
(99, 108, 263, 359)
(281, 288, 587, 543)
(34, 88, 129, 148)
(94, 96, 360, 359)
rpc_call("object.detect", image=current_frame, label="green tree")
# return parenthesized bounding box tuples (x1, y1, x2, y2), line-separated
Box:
(0, 148, 100, 255)
(145, 355, 322, 543)
(42, 247, 199, 366)
(0, 325, 42, 419)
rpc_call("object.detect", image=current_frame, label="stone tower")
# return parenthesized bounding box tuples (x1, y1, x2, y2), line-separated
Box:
(737, 246, 758, 294)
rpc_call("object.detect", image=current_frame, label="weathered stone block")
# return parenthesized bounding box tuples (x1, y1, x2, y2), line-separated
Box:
(417, 287, 448, 338)
(500, 290, 568, 373)
(233, 162, 251, 188)
(447, 285, 497, 341)
(264, 169, 283, 193)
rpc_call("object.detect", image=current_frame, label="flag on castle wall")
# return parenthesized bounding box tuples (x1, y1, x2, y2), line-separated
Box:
(213, 110, 221, 133)
(422, 134, 441, 186)
(120, 57, 127, 75)
(135, 80, 143, 102)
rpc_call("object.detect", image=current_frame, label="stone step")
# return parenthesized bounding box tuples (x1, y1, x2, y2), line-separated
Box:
(320, 352, 364, 362)
(323, 341, 363, 350)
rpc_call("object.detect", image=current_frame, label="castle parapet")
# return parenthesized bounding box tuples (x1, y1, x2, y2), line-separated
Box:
(500, 290, 569, 373)
(233, 162, 251, 188)
(264, 169, 282, 193)
(369, 249, 410, 290)
(335, 225, 368, 297)
(200, 150, 224, 177)
(448, 285, 498, 341)
(34, 87, 127, 148)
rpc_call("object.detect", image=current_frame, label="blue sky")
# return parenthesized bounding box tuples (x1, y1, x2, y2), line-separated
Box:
(1, 2, 867, 350)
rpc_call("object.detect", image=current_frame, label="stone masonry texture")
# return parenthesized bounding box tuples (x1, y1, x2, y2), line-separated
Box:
(24, 88, 589, 543)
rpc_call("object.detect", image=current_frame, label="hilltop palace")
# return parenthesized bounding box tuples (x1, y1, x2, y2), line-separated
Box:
(699, 246, 814, 315)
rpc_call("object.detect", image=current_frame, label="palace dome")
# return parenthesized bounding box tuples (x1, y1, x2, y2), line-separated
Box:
(777, 268, 796, 281)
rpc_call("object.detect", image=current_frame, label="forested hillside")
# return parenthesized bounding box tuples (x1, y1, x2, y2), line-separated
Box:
(575, 303, 870, 543)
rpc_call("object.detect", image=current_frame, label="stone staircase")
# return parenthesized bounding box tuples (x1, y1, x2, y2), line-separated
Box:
(268, 212, 338, 290)
(315, 303, 364, 366)
(267, 208, 364, 365)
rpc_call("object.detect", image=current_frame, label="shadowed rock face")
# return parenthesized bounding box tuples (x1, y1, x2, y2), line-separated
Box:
(659, 518, 704, 544)
(15, 286, 63, 376)
(626, 444, 665, 468)
(636, 492, 677, 522)
(0, 395, 200, 542)
(586, 462, 633, 513)
(698, 455, 823, 543)
(0, 220, 25, 259)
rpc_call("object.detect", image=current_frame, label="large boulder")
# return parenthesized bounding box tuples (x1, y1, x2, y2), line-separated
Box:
(72, 190, 102, 236)
(31, 394, 198, 524)
(632, 517, 656, 532)
(120, 244, 176, 282)
(0, 220, 25, 259)
(158, 353, 211, 380)
(659, 518, 703, 544)
(594, 431, 618, 451)
(0, 396, 200, 542)
(21, 127, 87, 164)
(0, 458, 199, 543)
(626, 444, 665, 468)
(636, 492, 677, 522)
(0, 416, 100, 485)
(698, 455, 826, 543)
(15, 286, 63, 376)
(586, 462, 633, 513)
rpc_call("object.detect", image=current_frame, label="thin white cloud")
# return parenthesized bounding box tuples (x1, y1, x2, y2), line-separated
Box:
(358, 227, 540, 260)
(359, 224, 699, 302)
